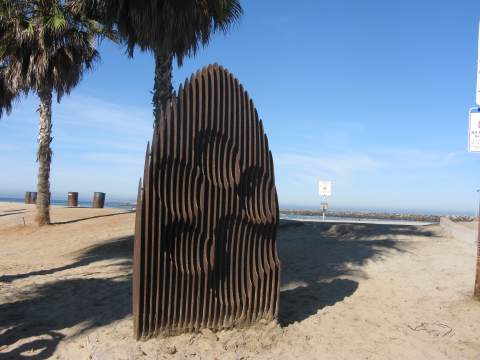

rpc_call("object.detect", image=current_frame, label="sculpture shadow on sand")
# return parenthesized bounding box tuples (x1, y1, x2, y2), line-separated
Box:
(277, 221, 432, 326)
(0, 220, 435, 358)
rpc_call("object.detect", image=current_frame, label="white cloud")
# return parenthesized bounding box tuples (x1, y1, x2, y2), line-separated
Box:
(54, 95, 152, 137)
(0, 93, 153, 200)
(75, 152, 145, 166)
(0, 144, 19, 152)
(273, 152, 384, 207)
(275, 152, 383, 178)
(376, 148, 463, 169)
(55, 132, 148, 153)
(1, 92, 474, 212)
(275, 152, 382, 170)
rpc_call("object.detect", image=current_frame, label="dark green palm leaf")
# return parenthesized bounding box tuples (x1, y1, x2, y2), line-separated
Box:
(0, 0, 113, 117)
(75, 0, 242, 64)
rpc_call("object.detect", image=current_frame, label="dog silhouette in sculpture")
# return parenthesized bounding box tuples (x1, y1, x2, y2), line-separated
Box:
(133, 64, 280, 338)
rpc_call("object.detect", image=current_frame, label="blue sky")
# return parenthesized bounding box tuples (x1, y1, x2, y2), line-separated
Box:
(1, 0, 480, 214)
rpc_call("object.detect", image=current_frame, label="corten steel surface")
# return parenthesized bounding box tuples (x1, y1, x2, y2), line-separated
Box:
(68, 192, 78, 207)
(92, 192, 105, 208)
(24, 191, 37, 204)
(133, 64, 280, 339)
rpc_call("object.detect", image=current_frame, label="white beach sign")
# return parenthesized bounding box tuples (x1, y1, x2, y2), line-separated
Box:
(318, 181, 332, 196)
(469, 112, 480, 152)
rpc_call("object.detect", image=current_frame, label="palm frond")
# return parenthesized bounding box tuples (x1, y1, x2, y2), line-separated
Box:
(0, 66, 22, 118)
(46, 9, 67, 32)
(77, 0, 243, 64)
(0, 0, 112, 116)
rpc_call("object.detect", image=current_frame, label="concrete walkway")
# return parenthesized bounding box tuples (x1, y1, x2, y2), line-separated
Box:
(439, 217, 478, 244)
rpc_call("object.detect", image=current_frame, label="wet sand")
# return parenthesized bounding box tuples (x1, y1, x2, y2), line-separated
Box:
(1, 202, 479, 359)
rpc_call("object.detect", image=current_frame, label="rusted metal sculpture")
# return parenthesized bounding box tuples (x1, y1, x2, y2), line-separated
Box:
(133, 64, 280, 339)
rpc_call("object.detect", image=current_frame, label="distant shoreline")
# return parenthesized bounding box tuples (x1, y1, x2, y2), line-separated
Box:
(280, 209, 475, 223)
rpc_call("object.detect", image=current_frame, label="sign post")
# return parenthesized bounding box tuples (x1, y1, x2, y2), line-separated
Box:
(476, 190, 480, 299)
(471, 23, 480, 299)
(318, 181, 332, 221)
(476, 22, 480, 107)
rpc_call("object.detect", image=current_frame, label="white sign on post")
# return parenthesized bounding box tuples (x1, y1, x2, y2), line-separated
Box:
(469, 111, 480, 152)
(318, 181, 332, 197)
(470, 23, 480, 152)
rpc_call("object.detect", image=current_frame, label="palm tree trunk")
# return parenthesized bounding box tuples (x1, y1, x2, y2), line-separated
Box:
(152, 49, 174, 124)
(35, 89, 53, 226)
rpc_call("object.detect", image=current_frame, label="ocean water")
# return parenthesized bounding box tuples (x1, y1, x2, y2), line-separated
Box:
(0, 197, 136, 210)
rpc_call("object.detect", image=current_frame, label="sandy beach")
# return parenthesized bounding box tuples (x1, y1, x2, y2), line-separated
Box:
(0, 201, 479, 359)
(461, 220, 479, 231)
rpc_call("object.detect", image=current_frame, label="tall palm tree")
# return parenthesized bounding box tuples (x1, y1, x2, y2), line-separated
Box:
(0, 0, 104, 225)
(78, 0, 242, 123)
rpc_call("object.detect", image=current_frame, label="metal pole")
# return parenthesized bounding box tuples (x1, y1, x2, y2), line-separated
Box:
(474, 190, 480, 298)
(321, 196, 327, 221)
